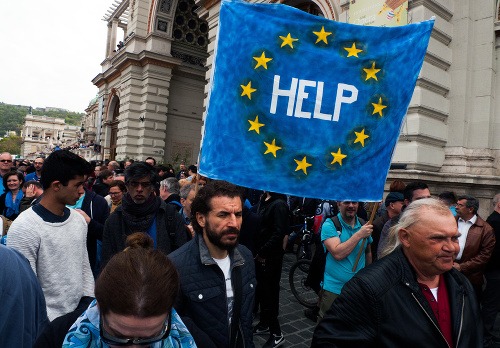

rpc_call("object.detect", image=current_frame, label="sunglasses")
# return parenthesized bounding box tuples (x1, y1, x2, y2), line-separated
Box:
(0, 159, 12, 163)
(100, 311, 171, 346)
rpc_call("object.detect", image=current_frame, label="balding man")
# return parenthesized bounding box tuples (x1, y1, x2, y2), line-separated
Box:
(0, 152, 13, 195)
(312, 198, 482, 347)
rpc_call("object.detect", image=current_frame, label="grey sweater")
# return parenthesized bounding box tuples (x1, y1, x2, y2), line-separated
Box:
(8, 208, 94, 320)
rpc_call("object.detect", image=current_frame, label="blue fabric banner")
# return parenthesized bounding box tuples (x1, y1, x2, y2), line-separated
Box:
(199, 0, 433, 201)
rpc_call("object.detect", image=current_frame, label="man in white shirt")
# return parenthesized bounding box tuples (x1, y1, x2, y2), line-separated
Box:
(454, 194, 495, 300)
(8, 150, 95, 320)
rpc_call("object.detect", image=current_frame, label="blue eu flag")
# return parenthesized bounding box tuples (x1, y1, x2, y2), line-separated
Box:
(199, 0, 433, 201)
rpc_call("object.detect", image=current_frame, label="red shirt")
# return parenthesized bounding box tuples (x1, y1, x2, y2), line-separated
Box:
(418, 274, 453, 348)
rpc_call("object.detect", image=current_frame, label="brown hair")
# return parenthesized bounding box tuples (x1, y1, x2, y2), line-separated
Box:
(95, 232, 179, 317)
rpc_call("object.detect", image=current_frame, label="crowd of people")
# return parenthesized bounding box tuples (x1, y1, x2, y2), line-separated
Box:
(0, 149, 499, 348)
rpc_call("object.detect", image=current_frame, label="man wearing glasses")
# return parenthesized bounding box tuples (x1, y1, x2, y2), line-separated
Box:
(101, 162, 188, 268)
(25, 156, 44, 182)
(0, 152, 13, 195)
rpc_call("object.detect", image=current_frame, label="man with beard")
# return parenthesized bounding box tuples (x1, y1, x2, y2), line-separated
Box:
(318, 201, 373, 320)
(101, 162, 187, 268)
(169, 180, 256, 348)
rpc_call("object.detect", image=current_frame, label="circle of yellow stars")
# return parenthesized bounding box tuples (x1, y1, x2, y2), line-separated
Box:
(240, 26, 388, 176)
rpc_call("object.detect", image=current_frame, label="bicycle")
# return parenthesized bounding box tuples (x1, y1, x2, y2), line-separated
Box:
(287, 209, 316, 261)
(288, 258, 318, 308)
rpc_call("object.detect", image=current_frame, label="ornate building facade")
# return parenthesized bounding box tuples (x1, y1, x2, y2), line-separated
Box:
(89, 0, 208, 167)
(87, 0, 500, 216)
(20, 115, 80, 159)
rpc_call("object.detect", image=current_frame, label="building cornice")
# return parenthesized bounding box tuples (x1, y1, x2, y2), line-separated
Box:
(407, 105, 448, 122)
(409, 0, 453, 21)
(93, 51, 183, 87)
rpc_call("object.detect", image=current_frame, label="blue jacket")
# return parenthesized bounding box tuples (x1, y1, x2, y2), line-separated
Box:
(0, 245, 48, 347)
(169, 234, 256, 348)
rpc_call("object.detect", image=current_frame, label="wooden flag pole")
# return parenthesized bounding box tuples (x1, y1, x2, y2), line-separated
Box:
(351, 202, 379, 272)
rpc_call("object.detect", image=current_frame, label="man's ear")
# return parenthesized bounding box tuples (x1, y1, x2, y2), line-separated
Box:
(196, 212, 206, 229)
(51, 180, 62, 192)
(398, 228, 411, 248)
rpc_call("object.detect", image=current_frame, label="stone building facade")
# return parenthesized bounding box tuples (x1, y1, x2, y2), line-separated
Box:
(89, 0, 208, 167)
(20, 115, 80, 159)
(87, 0, 500, 216)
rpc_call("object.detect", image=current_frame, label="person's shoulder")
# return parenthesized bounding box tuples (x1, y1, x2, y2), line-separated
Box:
(169, 238, 196, 261)
(236, 243, 253, 260)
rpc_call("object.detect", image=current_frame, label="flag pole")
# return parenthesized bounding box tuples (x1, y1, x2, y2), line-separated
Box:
(352, 202, 379, 272)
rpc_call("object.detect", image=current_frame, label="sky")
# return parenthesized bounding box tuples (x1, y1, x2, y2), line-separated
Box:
(0, 1, 114, 113)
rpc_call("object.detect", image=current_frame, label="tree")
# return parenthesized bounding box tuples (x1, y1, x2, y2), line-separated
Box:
(0, 136, 22, 155)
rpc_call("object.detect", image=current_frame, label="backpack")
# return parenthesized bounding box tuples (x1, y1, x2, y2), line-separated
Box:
(306, 215, 365, 292)
(312, 200, 337, 235)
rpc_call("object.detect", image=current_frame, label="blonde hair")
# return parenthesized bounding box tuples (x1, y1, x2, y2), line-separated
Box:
(379, 198, 451, 258)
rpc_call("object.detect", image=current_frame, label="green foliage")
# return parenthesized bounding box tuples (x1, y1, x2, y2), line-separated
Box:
(0, 136, 22, 155)
(0, 102, 84, 136)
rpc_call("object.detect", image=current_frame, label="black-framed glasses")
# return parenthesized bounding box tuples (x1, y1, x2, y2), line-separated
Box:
(100, 310, 171, 346)
(109, 191, 123, 196)
(0, 159, 12, 163)
(127, 181, 153, 188)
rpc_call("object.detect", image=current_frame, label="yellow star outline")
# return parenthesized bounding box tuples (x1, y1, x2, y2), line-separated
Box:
(363, 62, 381, 81)
(344, 43, 363, 58)
(240, 81, 256, 100)
(354, 129, 369, 147)
(371, 97, 387, 117)
(330, 148, 347, 166)
(279, 33, 299, 48)
(248, 116, 264, 134)
(294, 156, 312, 175)
(264, 139, 282, 158)
(313, 26, 332, 44)
(253, 52, 273, 70)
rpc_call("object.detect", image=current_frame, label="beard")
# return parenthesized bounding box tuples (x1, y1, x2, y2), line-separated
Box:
(204, 221, 240, 251)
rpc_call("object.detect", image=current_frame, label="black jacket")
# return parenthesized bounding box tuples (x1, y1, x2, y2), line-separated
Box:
(169, 234, 256, 348)
(101, 199, 187, 268)
(81, 189, 109, 273)
(256, 195, 289, 259)
(312, 247, 483, 348)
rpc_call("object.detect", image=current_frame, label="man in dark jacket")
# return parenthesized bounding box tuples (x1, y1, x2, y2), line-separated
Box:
(101, 162, 187, 268)
(169, 180, 256, 348)
(312, 198, 482, 348)
(74, 188, 109, 277)
(253, 192, 289, 348)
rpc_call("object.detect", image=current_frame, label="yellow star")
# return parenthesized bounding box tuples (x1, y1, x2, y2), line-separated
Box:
(248, 116, 264, 134)
(363, 62, 381, 81)
(354, 129, 369, 147)
(371, 97, 387, 117)
(294, 156, 312, 175)
(253, 52, 273, 70)
(313, 26, 332, 44)
(279, 33, 298, 48)
(330, 148, 347, 166)
(264, 139, 282, 157)
(240, 81, 256, 100)
(344, 43, 363, 57)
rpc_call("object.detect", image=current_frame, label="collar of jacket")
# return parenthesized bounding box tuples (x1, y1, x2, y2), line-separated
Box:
(395, 246, 466, 294)
(196, 233, 246, 269)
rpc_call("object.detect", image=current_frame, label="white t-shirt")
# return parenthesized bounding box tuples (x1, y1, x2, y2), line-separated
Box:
(213, 255, 234, 323)
(457, 215, 477, 260)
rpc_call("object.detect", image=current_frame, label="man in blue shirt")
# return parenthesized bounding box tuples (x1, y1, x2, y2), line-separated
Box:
(319, 201, 373, 320)
(25, 156, 44, 182)
(0, 152, 13, 195)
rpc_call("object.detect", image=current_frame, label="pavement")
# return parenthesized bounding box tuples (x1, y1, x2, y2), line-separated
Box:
(254, 252, 317, 348)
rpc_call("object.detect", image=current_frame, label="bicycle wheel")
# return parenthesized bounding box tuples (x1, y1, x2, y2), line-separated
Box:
(288, 259, 318, 308)
(296, 240, 316, 262)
